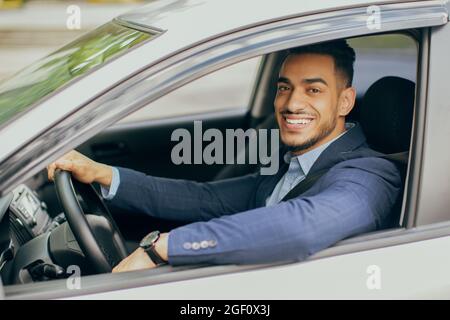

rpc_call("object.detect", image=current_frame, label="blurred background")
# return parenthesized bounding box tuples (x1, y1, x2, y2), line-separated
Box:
(0, 0, 149, 80)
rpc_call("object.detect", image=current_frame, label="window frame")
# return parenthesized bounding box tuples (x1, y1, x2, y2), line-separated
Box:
(250, 29, 421, 232)
(412, 18, 450, 227)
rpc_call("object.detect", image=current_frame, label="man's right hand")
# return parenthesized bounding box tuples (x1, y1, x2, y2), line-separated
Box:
(47, 150, 113, 187)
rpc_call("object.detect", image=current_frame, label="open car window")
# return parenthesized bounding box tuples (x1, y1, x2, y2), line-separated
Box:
(348, 33, 417, 97)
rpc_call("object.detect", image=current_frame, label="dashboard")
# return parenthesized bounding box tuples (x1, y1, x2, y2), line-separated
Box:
(0, 184, 78, 285)
(9, 185, 53, 244)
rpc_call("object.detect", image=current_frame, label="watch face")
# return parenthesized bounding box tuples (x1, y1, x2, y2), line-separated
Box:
(141, 231, 159, 248)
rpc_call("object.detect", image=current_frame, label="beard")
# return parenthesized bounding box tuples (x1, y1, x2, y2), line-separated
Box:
(286, 115, 337, 153)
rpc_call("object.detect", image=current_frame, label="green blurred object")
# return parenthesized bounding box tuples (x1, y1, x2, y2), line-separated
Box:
(0, 22, 153, 128)
(0, 0, 24, 10)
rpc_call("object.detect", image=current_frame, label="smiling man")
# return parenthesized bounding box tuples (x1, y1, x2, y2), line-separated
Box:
(48, 40, 402, 272)
(276, 45, 355, 155)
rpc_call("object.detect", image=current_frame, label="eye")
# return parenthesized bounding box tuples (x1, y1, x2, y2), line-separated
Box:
(308, 87, 321, 94)
(277, 85, 290, 92)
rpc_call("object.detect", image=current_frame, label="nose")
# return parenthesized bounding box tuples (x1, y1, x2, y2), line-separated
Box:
(285, 88, 309, 113)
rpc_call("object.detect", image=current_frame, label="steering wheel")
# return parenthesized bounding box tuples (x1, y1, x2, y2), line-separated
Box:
(54, 169, 128, 273)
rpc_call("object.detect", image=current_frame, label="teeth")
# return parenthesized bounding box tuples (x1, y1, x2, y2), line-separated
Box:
(285, 118, 312, 124)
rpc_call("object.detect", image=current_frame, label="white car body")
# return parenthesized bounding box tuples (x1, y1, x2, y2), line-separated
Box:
(1, 0, 450, 299)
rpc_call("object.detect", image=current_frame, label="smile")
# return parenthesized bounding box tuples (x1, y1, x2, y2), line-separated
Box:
(282, 115, 315, 129)
(285, 118, 312, 124)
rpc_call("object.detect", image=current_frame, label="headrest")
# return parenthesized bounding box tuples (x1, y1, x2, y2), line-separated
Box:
(360, 76, 415, 154)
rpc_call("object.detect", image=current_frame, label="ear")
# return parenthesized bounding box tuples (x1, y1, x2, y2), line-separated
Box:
(338, 86, 356, 116)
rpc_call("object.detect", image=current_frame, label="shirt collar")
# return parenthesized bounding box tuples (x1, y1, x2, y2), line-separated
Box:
(283, 122, 355, 175)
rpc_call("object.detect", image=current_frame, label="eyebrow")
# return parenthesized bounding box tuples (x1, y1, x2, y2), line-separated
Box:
(277, 77, 291, 84)
(277, 77, 328, 87)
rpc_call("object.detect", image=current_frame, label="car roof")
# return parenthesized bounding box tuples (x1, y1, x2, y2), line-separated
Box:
(118, 0, 403, 36)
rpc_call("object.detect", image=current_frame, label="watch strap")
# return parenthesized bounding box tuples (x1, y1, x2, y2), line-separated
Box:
(143, 245, 167, 266)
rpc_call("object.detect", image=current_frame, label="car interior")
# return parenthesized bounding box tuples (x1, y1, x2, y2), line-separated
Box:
(0, 31, 419, 286)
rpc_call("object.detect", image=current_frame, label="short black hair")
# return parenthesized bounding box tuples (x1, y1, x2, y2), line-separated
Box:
(287, 39, 356, 88)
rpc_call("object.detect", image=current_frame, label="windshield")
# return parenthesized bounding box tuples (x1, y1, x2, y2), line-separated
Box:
(0, 22, 154, 129)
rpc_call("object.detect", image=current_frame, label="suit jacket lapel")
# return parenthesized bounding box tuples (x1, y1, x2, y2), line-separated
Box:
(255, 122, 369, 207)
(307, 122, 368, 175)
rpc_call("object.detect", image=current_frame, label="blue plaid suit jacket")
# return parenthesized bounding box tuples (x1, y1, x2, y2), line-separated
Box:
(106, 123, 402, 265)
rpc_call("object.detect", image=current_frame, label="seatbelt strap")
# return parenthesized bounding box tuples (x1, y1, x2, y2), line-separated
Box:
(281, 168, 330, 202)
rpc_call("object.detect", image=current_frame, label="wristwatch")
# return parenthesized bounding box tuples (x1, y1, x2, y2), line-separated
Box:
(139, 231, 167, 266)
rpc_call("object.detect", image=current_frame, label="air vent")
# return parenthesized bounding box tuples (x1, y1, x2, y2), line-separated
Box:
(9, 214, 32, 245)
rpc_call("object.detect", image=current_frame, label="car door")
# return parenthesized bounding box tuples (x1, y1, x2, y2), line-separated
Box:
(73, 20, 450, 299)
(2, 0, 449, 300)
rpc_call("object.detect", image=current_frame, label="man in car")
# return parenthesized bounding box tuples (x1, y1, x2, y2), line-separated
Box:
(47, 40, 402, 272)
